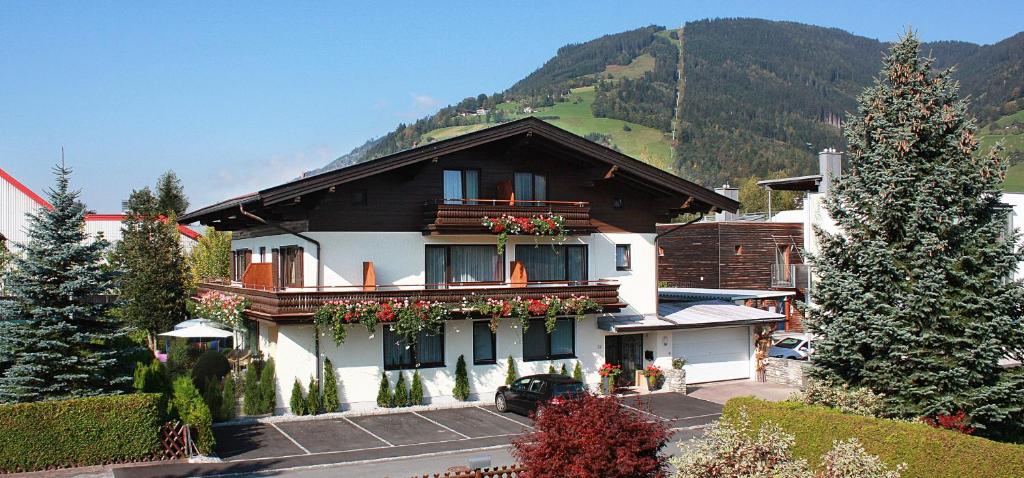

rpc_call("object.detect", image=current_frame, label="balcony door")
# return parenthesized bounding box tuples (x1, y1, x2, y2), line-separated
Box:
(426, 245, 503, 287)
(515, 244, 586, 283)
(443, 169, 479, 205)
(514, 172, 546, 203)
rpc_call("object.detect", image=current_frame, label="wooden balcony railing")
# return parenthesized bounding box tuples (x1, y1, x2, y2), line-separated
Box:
(197, 280, 623, 323)
(423, 199, 594, 234)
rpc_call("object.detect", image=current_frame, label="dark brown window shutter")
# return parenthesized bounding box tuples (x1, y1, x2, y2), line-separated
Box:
(271, 248, 280, 290)
(296, 247, 304, 287)
(244, 249, 252, 279)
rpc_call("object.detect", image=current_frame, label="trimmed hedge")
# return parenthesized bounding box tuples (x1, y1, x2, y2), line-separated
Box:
(724, 397, 1024, 478)
(0, 393, 163, 473)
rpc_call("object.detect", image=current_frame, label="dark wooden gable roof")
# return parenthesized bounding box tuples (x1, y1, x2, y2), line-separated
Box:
(180, 117, 738, 225)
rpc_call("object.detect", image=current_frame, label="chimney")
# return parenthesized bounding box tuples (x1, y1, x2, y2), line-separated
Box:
(714, 184, 739, 221)
(818, 148, 842, 194)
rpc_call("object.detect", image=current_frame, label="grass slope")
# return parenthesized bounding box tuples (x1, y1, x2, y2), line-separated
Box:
(980, 110, 1024, 191)
(420, 86, 674, 171)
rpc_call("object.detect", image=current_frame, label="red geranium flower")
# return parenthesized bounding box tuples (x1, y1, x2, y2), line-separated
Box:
(527, 299, 548, 316)
(376, 303, 395, 322)
(491, 223, 505, 233)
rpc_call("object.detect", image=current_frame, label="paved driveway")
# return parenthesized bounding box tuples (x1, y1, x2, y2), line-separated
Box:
(114, 393, 721, 478)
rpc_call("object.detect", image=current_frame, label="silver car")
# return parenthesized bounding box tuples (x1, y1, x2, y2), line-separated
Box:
(769, 336, 813, 360)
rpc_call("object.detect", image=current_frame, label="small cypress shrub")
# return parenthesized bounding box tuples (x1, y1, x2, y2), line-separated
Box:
(192, 350, 230, 391)
(306, 376, 321, 415)
(560, 363, 569, 376)
(171, 376, 215, 455)
(573, 361, 583, 381)
(133, 359, 169, 394)
(322, 358, 340, 413)
(220, 373, 237, 421)
(548, 364, 556, 374)
(243, 363, 261, 415)
(505, 356, 518, 385)
(258, 359, 276, 414)
(289, 378, 306, 415)
(410, 370, 424, 406)
(453, 355, 470, 401)
(393, 372, 409, 407)
(376, 374, 392, 408)
(203, 376, 223, 421)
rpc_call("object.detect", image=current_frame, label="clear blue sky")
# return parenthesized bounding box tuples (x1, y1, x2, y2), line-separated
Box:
(2, 1, 1021, 212)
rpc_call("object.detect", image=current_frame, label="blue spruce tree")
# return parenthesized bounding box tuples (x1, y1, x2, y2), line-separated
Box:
(0, 164, 133, 402)
(809, 32, 1024, 440)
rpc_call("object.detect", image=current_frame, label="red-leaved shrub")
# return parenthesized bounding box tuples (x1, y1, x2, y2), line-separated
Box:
(511, 394, 671, 478)
(921, 410, 976, 435)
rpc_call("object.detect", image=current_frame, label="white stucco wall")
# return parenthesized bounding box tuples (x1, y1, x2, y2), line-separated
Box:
(230, 231, 657, 316)
(275, 316, 612, 413)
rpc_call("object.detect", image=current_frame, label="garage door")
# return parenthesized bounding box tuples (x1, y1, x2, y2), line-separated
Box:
(672, 326, 751, 383)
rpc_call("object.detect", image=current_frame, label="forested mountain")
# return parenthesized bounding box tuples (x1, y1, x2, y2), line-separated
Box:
(314, 19, 1024, 190)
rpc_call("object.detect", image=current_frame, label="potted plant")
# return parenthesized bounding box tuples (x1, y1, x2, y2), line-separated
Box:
(597, 363, 622, 395)
(642, 364, 663, 390)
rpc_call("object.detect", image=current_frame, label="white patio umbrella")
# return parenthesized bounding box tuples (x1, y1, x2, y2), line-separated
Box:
(158, 323, 234, 339)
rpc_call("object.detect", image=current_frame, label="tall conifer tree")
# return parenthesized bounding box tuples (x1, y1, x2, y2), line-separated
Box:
(156, 170, 189, 216)
(0, 164, 132, 402)
(112, 187, 189, 350)
(809, 32, 1024, 438)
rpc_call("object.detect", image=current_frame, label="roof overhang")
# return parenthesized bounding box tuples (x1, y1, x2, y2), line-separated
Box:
(659, 287, 796, 302)
(757, 175, 822, 192)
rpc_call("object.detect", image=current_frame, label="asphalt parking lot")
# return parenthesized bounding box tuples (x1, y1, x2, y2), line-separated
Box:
(114, 392, 720, 478)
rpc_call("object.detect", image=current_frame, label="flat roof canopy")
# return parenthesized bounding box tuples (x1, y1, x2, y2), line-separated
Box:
(598, 300, 784, 332)
(757, 175, 822, 192)
(659, 287, 796, 302)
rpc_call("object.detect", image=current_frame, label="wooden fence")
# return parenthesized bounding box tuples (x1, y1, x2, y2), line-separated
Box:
(412, 465, 524, 478)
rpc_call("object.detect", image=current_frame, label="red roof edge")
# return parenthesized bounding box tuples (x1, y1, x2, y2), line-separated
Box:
(0, 167, 53, 210)
(84, 213, 202, 241)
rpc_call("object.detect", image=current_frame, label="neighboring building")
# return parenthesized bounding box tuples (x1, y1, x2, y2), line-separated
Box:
(657, 221, 807, 331)
(1, 167, 53, 250)
(84, 213, 201, 254)
(181, 117, 747, 412)
(0, 166, 199, 252)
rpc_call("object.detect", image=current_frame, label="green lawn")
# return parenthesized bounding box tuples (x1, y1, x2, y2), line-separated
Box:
(980, 110, 1024, 191)
(600, 54, 655, 80)
(420, 87, 674, 170)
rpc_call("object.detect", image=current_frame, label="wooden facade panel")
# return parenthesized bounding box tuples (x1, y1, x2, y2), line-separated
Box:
(657, 222, 804, 290)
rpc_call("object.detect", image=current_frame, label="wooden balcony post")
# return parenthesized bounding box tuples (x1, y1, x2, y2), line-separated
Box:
(510, 260, 527, 287)
(363, 261, 376, 291)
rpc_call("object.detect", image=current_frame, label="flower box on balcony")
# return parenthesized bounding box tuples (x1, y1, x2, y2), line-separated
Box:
(422, 199, 595, 235)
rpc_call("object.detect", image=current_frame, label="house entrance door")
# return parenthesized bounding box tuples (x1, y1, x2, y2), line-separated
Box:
(605, 334, 644, 386)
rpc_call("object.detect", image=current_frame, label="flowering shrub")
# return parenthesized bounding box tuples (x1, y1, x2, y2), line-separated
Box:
(641, 365, 662, 378)
(481, 214, 566, 254)
(792, 380, 887, 417)
(313, 299, 451, 345)
(195, 291, 248, 329)
(920, 410, 975, 435)
(512, 393, 671, 478)
(671, 409, 903, 478)
(598, 363, 622, 378)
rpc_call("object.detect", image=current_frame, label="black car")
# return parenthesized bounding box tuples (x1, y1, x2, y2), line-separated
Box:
(494, 374, 586, 415)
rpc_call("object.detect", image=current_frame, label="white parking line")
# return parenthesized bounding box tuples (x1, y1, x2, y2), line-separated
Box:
(475, 406, 534, 429)
(269, 422, 311, 455)
(618, 402, 670, 421)
(412, 411, 471, 439)
(226, 432, 519, 463)
(342, 417, 395, 447)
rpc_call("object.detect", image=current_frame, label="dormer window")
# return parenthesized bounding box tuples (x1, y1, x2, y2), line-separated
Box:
(443, 169, 479, 205)
(514, 172, 547, 203)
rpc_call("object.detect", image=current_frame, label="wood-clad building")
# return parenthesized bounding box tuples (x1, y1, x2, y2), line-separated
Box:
(657, 221, 808, 330)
